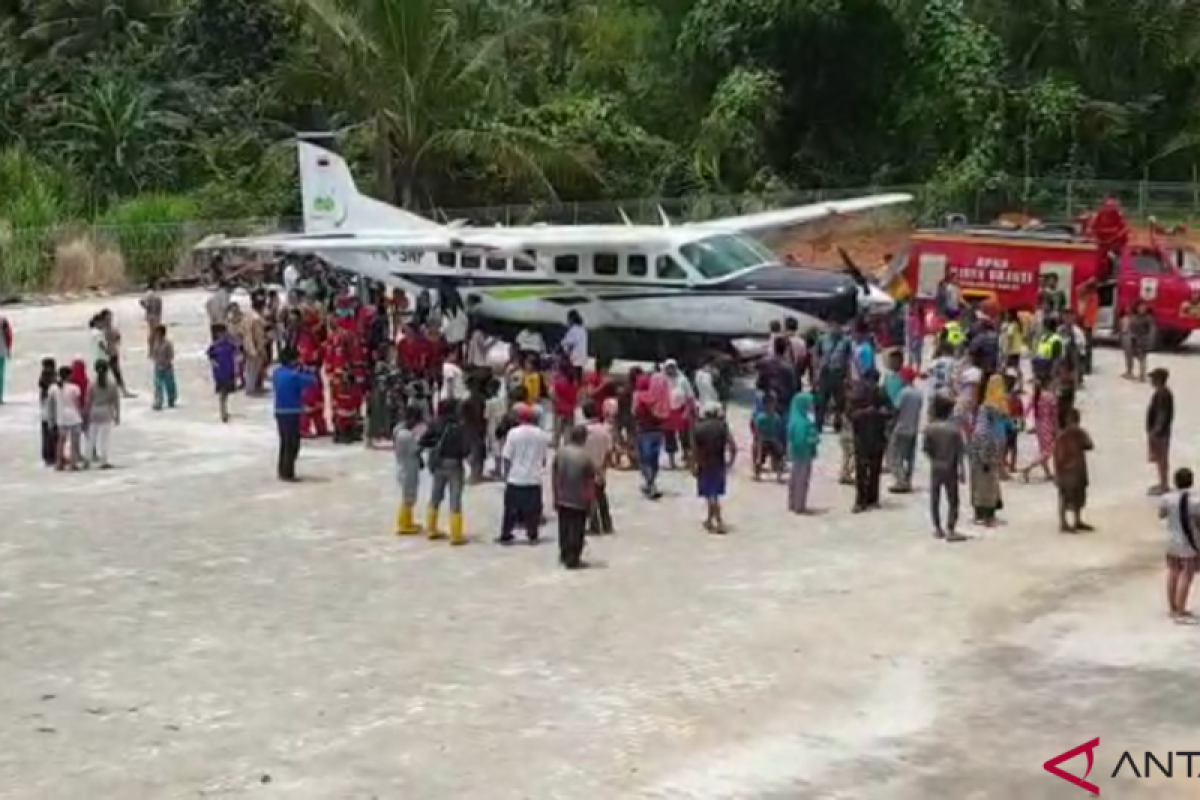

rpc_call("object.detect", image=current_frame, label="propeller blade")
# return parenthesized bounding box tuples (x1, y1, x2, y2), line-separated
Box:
(657, 205, 672, 227)
(618, 207, 633, 227)
(837, 247, 872, 290)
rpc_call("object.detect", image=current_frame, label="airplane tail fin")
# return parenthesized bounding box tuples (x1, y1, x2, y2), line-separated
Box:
(296, 134, 441, 233)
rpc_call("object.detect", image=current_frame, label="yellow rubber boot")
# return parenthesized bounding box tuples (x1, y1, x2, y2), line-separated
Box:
(426, 508, 446, 540)
(449, 512, 467, 546)
(396, 504, 420, 535)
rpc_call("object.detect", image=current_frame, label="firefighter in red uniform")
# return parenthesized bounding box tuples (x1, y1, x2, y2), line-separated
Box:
(326, 295, 366, 443)
(1084, 196, 1129, 280)
(296, 324, 329, 438)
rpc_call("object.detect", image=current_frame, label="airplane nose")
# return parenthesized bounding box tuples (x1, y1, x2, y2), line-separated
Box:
(858, 285, 895, 315)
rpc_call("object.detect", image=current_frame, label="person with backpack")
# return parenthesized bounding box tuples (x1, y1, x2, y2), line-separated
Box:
(813, 321, 852, 431)
(1160, 467, 1200, 623)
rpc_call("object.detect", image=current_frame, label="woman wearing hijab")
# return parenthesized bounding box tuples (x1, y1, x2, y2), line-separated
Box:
(787, 392, 820, 513)
(69, 359, 89, 409)
(634, 371, 669, 498)
(969, 374, 1006, 526)
(662, 360, 695, 470)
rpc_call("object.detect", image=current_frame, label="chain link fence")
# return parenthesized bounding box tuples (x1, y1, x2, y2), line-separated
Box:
(6, 179, 1200, 294)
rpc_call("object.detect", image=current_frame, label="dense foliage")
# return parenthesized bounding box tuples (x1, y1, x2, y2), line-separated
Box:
(3, 0, 1200, 285)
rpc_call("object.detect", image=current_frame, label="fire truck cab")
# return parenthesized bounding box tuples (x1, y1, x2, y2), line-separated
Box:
(885, 211, 1200, 349)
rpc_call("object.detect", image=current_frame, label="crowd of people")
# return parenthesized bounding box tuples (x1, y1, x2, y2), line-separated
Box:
(6, 262, 1197, 614)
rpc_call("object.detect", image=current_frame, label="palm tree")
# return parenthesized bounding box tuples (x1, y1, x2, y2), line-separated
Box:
(286, 0, 594, 207)
(21, 0, 179, 58)
(50, 70, 190, 200)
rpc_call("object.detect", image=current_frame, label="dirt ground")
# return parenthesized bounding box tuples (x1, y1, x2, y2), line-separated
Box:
(5, 291, 1200, 799)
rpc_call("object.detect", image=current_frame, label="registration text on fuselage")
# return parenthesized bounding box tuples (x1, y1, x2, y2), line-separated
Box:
(367, 248, 425, 264)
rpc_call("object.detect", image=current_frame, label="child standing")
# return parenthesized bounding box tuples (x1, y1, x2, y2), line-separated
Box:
(613, 367, 639, 470)
(484, 378, 508, 479)
(1053, 407, 1094, 532)
(207, 323, 238, 423)
(752, 391, 786, 482)
(150, 324, 178, 410)
(38, 358, 58, 466)
(582, 400, 615, 534)
(904, 301, 926, 369)
(1003, 370, 1025, 475)
(51, 365, 85, 470)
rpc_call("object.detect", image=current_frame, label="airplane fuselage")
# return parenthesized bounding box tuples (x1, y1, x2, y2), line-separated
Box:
(298, 226, 890, 360)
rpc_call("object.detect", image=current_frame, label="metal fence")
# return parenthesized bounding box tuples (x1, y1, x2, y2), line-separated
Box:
(7, 178, 1200, 293)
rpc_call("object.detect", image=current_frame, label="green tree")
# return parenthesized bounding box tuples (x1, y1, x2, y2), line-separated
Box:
(285, 0, 594, 207)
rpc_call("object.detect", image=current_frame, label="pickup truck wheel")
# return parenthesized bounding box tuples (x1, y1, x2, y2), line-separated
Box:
(1155, 328, 1190, 351)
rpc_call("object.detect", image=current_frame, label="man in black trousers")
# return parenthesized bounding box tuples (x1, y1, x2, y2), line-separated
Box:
(271, 348, 316, 481)
(849, 368, 892, 513)
(552, 424, 596, 569)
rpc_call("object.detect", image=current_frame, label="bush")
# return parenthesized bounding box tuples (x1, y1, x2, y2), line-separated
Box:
(0, 147, 81, 291)
(95, 195, 200, 285)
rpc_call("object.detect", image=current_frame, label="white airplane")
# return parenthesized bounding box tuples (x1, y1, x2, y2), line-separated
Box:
(221, 137, 910, 362)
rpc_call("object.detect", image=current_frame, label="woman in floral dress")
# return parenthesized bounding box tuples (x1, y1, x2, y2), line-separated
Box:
(1020, 375, 1058, 482)
(968, 375, 1006, 526)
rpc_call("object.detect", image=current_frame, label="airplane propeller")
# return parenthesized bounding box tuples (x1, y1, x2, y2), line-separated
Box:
(657, 205, 672, 227)
(837, 246, 873, 293)
(618, 207, 633, 227)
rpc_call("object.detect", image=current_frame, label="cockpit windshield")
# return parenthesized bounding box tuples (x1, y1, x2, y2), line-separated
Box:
(680, 234, 774, 279)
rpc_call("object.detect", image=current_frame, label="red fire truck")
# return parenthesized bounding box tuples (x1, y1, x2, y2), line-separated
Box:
(883, 202, 1200, 349)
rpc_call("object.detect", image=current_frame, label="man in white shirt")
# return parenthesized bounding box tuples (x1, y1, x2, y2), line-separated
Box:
(694, 359, 721, 408)
(499, 403, 550, 544)
(282, 261, 300, 301)
(560, 310, 589, 380)
(443, 306, 469, 357)
(467, 321, 495, 371)
(516, 327, 546, 361)
(441, 351, 467, 402)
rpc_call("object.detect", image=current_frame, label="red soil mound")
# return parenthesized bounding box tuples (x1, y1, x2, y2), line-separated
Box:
(776, 217, 910, 273)
(774, 215, 1200, 276)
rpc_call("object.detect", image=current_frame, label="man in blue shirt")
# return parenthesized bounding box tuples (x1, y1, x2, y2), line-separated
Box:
(851, 323, 876, 381)
(272, 348, 317, 481)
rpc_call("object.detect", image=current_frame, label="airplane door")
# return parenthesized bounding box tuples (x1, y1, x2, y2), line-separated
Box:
(916, 253, 947, 299)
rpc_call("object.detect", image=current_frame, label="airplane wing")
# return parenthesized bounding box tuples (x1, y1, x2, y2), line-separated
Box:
(692, 192, 913, 235)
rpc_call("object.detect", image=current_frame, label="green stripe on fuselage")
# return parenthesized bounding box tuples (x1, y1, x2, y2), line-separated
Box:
(484, 286, 564, 300)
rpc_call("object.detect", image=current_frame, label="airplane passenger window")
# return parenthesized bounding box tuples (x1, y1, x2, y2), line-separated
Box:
(486, 256, 508, 271)
(555, 254, 580, 274)
(627, 254, 648, 277)
(593, 253, 619, 276)
(656, 255, 688, 281)
(461, 254, 480, 269)
(437, 252, 457, 268)
(1132, 251, 1169, 275)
